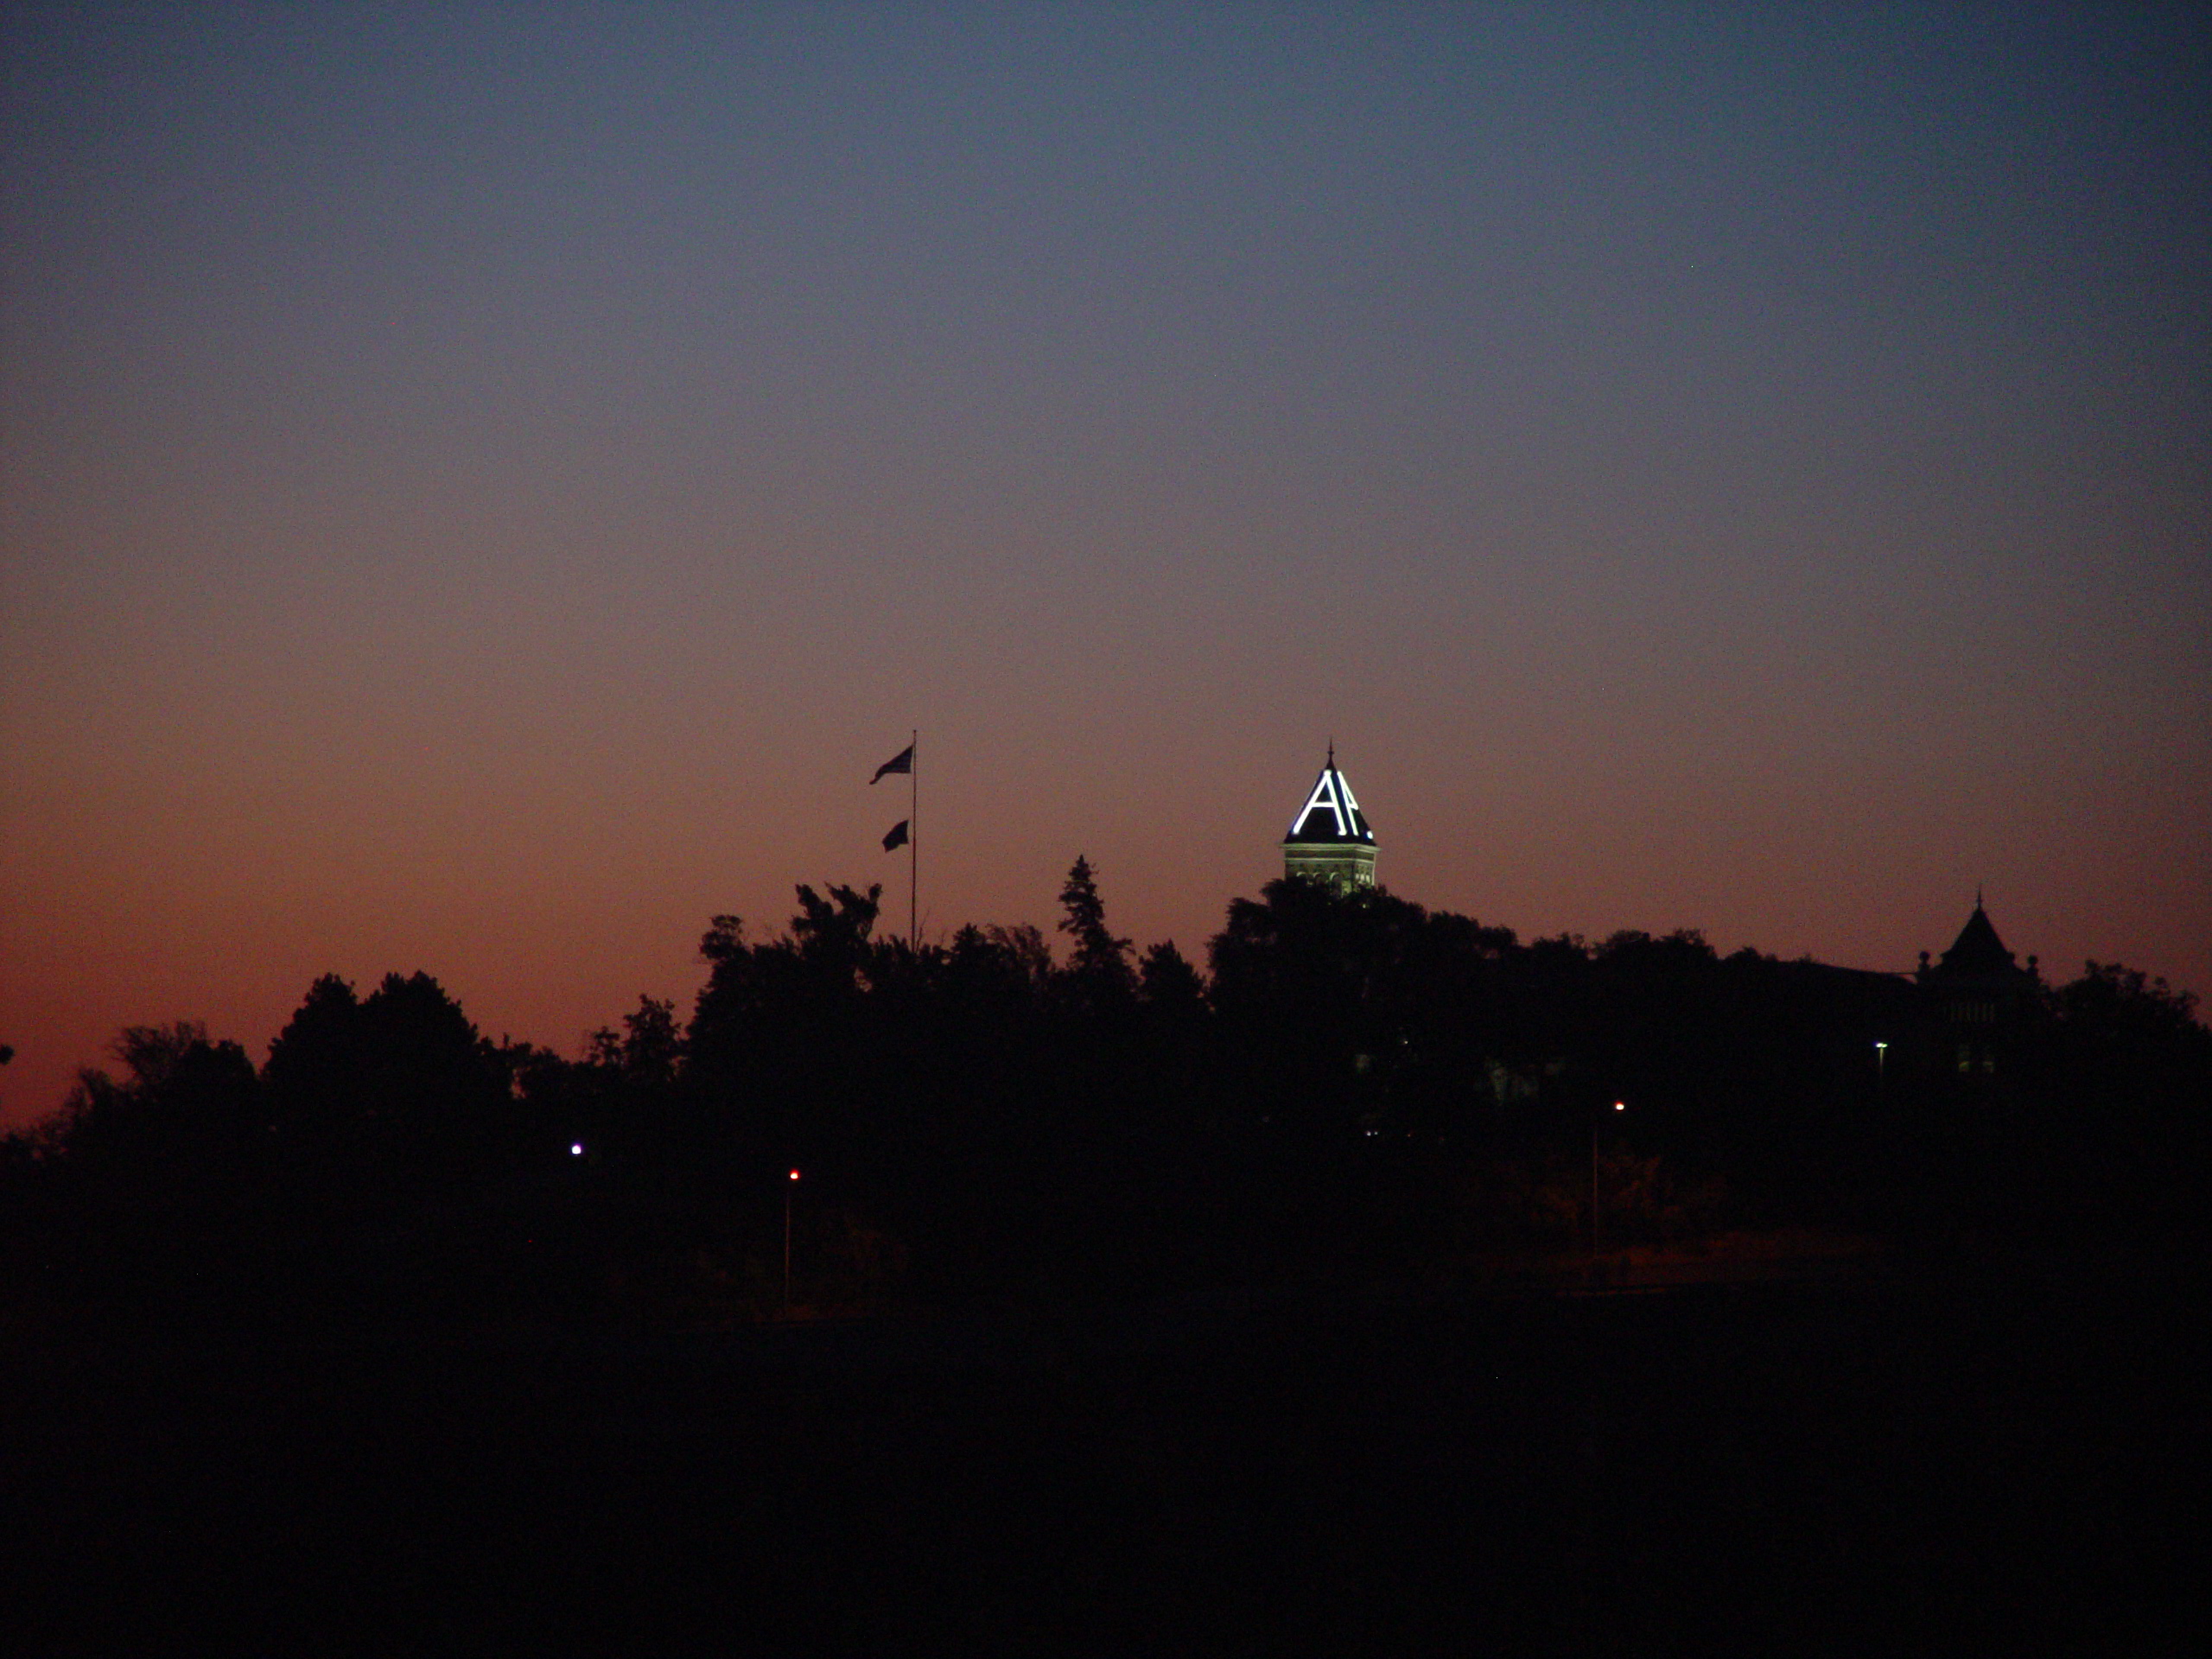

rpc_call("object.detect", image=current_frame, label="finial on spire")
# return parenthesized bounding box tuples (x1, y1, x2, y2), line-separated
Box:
(1326, 737, 1335, 767)
(1976, 883, 1984, 911)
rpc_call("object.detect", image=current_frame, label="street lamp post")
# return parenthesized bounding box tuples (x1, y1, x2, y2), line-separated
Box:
(1874, 1040, 1888, 1101)
(784, 1168, 800, 1318)
(1593, 1101, 1624, 1263)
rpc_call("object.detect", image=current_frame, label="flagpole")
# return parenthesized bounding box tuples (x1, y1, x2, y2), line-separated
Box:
(908, 728, 918, 949)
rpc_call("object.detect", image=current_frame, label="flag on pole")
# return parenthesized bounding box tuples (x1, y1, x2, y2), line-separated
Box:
(882, 819, 910, 853)
(871, 743, 914, 784)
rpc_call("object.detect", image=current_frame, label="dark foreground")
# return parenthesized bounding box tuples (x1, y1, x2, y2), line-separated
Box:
(3, 1251, 2197, 1656)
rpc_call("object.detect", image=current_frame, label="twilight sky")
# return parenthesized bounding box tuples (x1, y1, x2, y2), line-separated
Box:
(3, 3, 2208, 1128)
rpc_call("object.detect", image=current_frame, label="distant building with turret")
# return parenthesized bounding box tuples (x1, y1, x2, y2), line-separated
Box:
(1916, 893, 2041, 1082)
(1283, 748, 1376, 891)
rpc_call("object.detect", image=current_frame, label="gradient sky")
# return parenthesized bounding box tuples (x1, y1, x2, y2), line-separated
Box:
(4, 3, 2208, 1129)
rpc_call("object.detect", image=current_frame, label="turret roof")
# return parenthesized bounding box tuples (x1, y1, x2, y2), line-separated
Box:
(1936, 900, 2019, 977)
(1284, 751, 1376, 846)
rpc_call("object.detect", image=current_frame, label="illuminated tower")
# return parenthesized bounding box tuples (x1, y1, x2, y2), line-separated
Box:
(1282, 747, 1376, 890)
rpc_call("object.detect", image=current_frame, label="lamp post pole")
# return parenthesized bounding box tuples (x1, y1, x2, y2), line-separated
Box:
(784, 1169, 799, 1318)
(1593, 1101, 1624, 1264)
(1875, 1041, 1888, 1102)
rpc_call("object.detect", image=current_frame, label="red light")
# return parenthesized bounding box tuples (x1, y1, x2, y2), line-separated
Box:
(789, 1169, 801, 1181)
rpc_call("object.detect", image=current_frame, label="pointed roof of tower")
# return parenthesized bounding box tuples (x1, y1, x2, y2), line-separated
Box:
(1936, 898, 2018, 977)
(1284, 750, 1376, 846)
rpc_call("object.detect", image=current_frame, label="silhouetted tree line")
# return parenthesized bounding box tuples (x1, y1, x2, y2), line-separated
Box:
(3, 867, 2206, 1331)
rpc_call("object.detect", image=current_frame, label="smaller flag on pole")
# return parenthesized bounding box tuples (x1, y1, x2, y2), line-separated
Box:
(882, 819, 910, 853)
(871, 743, 914, 784)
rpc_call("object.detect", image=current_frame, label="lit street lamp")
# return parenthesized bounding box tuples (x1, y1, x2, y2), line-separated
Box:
(1875, 1040, 1889, 1102)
